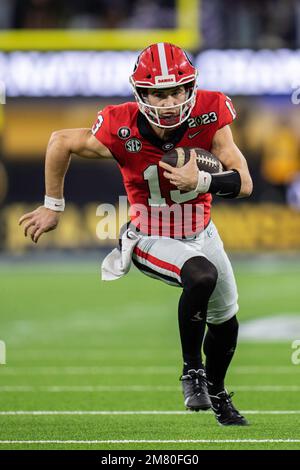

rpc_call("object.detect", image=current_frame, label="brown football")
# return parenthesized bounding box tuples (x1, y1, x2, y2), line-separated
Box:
(161, 147, 223, 174)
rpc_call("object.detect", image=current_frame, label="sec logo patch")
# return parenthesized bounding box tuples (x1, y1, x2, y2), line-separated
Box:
(118, 127, 131, 139)
(125, 138, 142, 152)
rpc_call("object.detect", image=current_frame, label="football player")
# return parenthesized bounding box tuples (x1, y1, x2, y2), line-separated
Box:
(19, 43, 253, 426)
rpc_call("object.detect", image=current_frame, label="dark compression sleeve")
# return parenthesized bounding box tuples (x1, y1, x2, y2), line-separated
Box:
(209, 169, 241, 199)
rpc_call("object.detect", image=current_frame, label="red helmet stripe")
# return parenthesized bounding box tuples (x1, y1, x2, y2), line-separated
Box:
(157, 42, 169, 76)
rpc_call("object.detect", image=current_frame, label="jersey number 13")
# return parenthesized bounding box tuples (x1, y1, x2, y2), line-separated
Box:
(143, 165, 198, 206)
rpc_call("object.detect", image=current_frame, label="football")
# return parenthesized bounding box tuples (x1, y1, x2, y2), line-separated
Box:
(161, 147, 223, 174)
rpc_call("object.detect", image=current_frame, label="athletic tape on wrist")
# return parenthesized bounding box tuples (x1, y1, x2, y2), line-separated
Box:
(195, 171, 212, 193)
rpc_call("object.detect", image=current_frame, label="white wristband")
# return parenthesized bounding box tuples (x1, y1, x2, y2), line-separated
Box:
(44, 195, 65, 212)
(195, 171, 212, 194)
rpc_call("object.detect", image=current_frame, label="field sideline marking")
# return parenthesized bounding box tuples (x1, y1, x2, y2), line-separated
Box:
(0, 410, 300, 416)
(0, 439, 300, 444)
(0, 385, 299, 392)
(0, 366, 297, 375)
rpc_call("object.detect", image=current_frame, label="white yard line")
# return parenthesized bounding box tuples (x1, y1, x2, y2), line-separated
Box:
(231, 366, 297, 374)
(0, 439, 300, 444)
(6, 349, 178, 358)
(0, 385, 299, 392)
(0, 366, 297, 375)
(0, 366, 177, 375)
(0, 410, 300, 416)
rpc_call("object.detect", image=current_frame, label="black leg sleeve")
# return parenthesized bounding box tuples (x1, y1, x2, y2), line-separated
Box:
(179, 256, 218, 373)
(204, 315, 239, 394)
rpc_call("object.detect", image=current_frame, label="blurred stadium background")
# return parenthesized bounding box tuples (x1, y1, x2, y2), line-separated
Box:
(1, 0, 300, 451)
(1, 0, 300, 253)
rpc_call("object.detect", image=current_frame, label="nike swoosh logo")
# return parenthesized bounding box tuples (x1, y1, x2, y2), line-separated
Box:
(188, 129, 203, 139)
(216, 191, 232, 196)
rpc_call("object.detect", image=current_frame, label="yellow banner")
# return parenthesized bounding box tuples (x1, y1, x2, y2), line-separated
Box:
(3, 203, 300, 252)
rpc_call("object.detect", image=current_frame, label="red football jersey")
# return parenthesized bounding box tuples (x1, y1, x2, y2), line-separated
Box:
(92, 89, 236, 238)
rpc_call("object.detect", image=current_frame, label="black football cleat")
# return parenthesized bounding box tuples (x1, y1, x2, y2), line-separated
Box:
(209, 390, 249, 426)
(180, 369, 211, 411)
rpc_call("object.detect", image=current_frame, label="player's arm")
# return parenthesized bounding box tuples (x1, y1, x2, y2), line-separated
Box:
(45, 128, 112, 198)
(209, 125, 253, 198)
(18, 128, 112, 243)
(159, 125, 253, 198)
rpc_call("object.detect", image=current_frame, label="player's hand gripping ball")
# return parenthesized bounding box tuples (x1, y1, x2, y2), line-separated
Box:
(159, 147, 223, 192)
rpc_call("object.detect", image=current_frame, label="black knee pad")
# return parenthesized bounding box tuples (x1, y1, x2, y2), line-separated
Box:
(181, 256, 218, 292)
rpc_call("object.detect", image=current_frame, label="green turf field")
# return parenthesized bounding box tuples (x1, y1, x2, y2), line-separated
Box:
(1, 258, 300, 450)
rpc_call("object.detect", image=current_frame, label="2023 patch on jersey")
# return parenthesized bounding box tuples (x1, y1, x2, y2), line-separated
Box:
(92, 90, 236, 238)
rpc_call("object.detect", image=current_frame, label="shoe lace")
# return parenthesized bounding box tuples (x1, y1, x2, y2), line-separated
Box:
(216, 391, 242, 417)
(179, 369, 207, 395)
